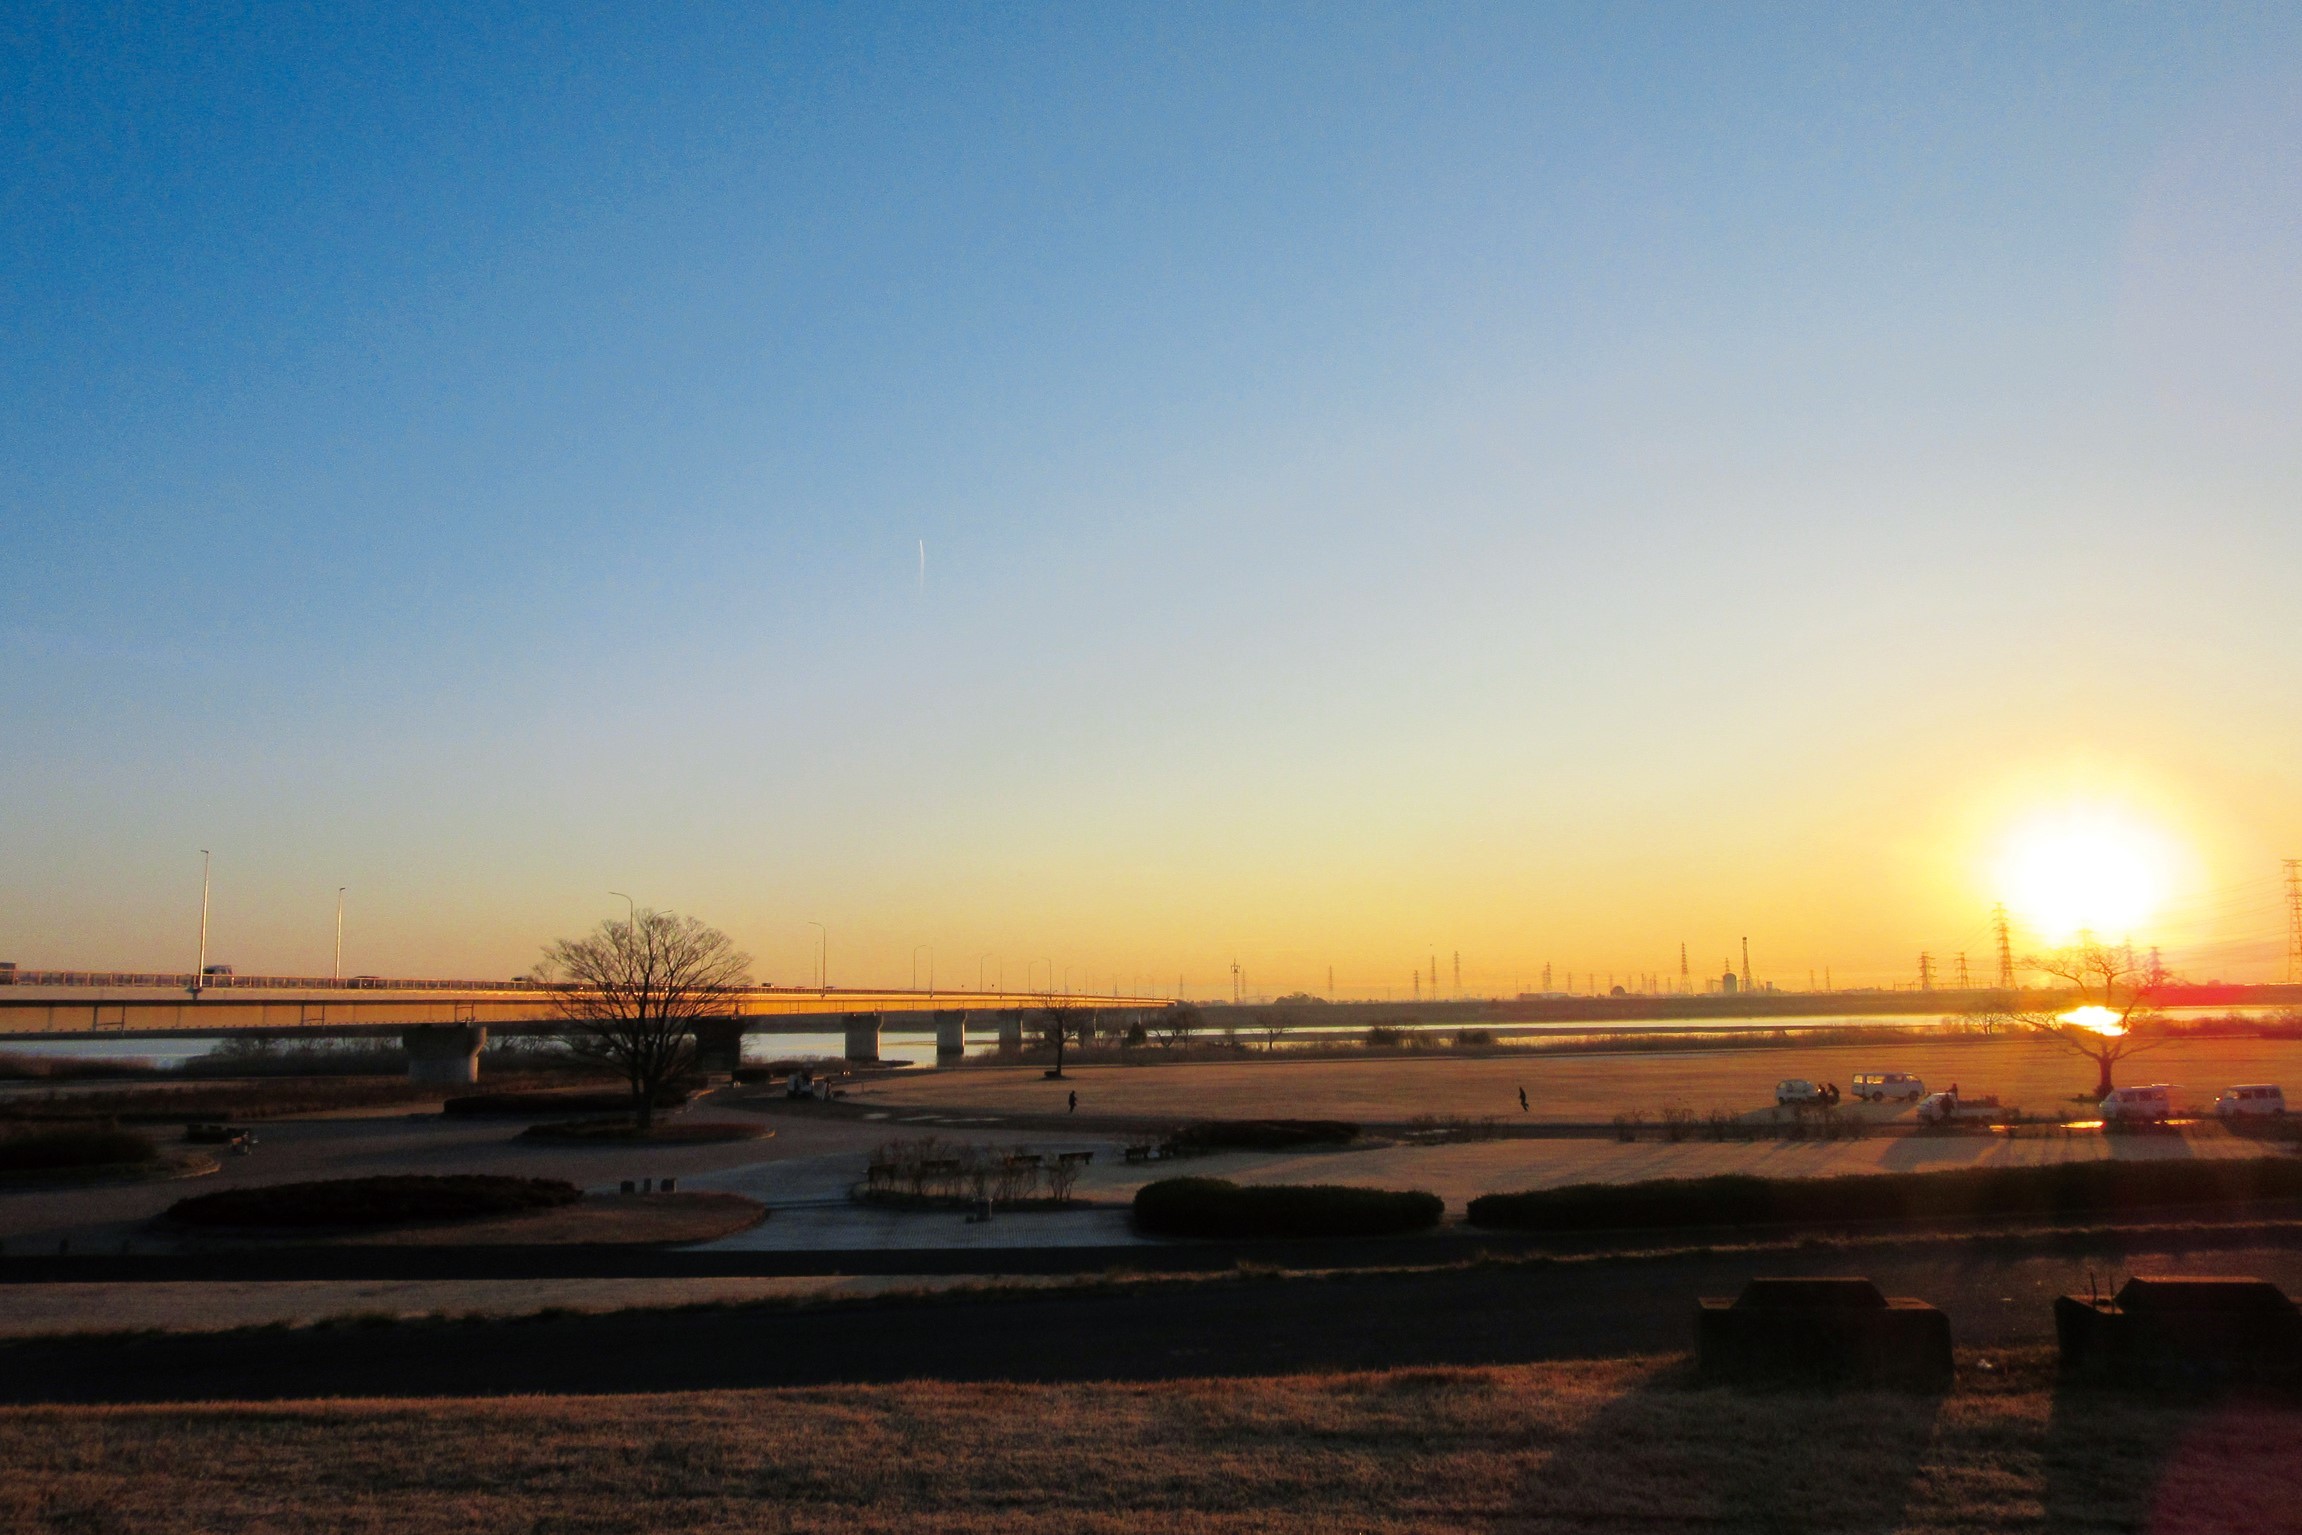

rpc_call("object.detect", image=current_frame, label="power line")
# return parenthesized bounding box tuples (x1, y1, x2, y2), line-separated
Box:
(2286, 859, 2302, 984)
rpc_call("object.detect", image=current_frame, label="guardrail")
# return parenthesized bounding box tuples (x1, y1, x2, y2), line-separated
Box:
(0, 971, 555, 992)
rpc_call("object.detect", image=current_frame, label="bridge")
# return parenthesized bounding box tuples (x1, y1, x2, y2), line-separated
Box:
(0, 970, 1174, 1084)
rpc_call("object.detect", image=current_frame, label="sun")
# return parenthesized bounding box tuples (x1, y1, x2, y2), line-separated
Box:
(1996, 806, 2172, 945)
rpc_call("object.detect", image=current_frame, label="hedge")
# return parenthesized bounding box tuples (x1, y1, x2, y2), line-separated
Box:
(1164, 1119, 1361, 1154)
(1133, 1177, 1443, 1239)
(0, 1126, 159, 1174)
(1465, 1157, 2302, 1234)
(168, 1174, 581, 1229)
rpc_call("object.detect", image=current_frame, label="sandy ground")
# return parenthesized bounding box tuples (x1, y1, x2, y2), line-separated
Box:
(853, 1034, 2302, 1123)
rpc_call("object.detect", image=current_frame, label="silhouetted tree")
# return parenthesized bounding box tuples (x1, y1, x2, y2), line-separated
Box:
(1038, 996, 1081, 1078)
(1977, 937, 2163, 1098)
(540, 909, 751, 1131)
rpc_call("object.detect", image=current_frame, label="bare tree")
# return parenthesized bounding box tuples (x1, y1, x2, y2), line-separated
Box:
(1037, 996, 1081, 1079)
(540, 909, 751, 1131)
(1158, 1002, 1202, 1051)
(1977, 937, 2163, 1099)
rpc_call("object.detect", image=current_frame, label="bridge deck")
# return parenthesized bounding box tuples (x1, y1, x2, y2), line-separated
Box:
(0, 983, 1169, 1040)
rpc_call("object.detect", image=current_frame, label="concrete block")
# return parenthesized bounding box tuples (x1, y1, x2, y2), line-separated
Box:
(1697, 1277, 1953, 1390)
(2057, 1276, 2302, 1385)
(996, 1010, 1024, 1051)
(844, 1012, 881, 1063)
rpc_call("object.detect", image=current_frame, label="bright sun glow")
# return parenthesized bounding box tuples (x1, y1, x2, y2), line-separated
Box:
(2060, 1004, 2126, 1037)
(1997, 806, 2172, 944)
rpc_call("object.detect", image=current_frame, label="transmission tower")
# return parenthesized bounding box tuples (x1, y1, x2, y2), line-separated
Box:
(1453, 951, 1460, 997)
(2286, 860, 2302, 984)
(1956, 952, 1970, 989)
(1679, 942, 1689, 994)
(1740, 936, 1751, 993)
(1993, 903, 2016, 991)
(1542, 961, 1551, 991)
(1917, 952, 1935, 992)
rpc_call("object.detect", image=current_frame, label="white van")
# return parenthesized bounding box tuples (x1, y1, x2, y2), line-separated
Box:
(2215, 1084, 2286, 1119)
(1775, 1079, 1824, 1107)
(1851, 1071, 1925, 1103)
(2100, 1084, 2173, 1123)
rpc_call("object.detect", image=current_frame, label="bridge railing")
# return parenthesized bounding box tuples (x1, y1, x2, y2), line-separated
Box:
(0, 971, 556, 992)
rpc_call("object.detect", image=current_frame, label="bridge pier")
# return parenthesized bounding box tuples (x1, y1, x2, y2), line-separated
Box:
(843, 1012, 881, 1063)
(402, 1024, 486, 1085)
(996, 1010, 1023, 1052)
(934, 1009, 967, 1063)
(691, 1017, 749, 1077)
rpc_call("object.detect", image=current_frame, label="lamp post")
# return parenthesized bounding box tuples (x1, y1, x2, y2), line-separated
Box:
(192, 850, 211, 998)
(334, 888, 345, 983)
(807, 922, 827, 994)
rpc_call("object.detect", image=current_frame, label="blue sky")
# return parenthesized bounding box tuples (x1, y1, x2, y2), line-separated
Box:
(5, 4, 2300, 992)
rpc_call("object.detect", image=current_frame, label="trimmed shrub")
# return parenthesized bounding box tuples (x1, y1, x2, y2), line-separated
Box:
(1133, 1177, 1443, 1239)
(1466, 1157, 2302, 1234)
(168, 1174, 580, 1229)
(0, 1125, 159, 1174)
(1165, 1119, 1360, 1154)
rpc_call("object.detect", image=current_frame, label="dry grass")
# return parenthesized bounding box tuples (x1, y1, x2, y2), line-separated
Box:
(6, 1350, 2302, 1532)
(864, 1035, 2302, 1126)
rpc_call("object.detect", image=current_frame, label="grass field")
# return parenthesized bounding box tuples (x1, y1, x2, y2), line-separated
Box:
(861, 1034, 2302, 1125)
(7, 1350, 2301, 1532)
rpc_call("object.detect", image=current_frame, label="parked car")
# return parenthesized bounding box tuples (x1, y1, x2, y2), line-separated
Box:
(2215, 1084, 2287, 1119)
(1851, 1071, 1926, 1103)
(1775, 1079, 1824, 1107)
(2100, 1084, 2174, 1123)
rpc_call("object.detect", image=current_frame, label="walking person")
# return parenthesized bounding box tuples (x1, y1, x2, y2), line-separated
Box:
(1068, 1089, 1077, 1114)
(1518, 1086, 1529, 1113)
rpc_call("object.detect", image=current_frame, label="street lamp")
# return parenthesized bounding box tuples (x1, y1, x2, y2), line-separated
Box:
(609, 891, 635, 931)
(192, 850, 211, 998)
(334, 888, 345, 983)
(807, 922, 827, 994)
